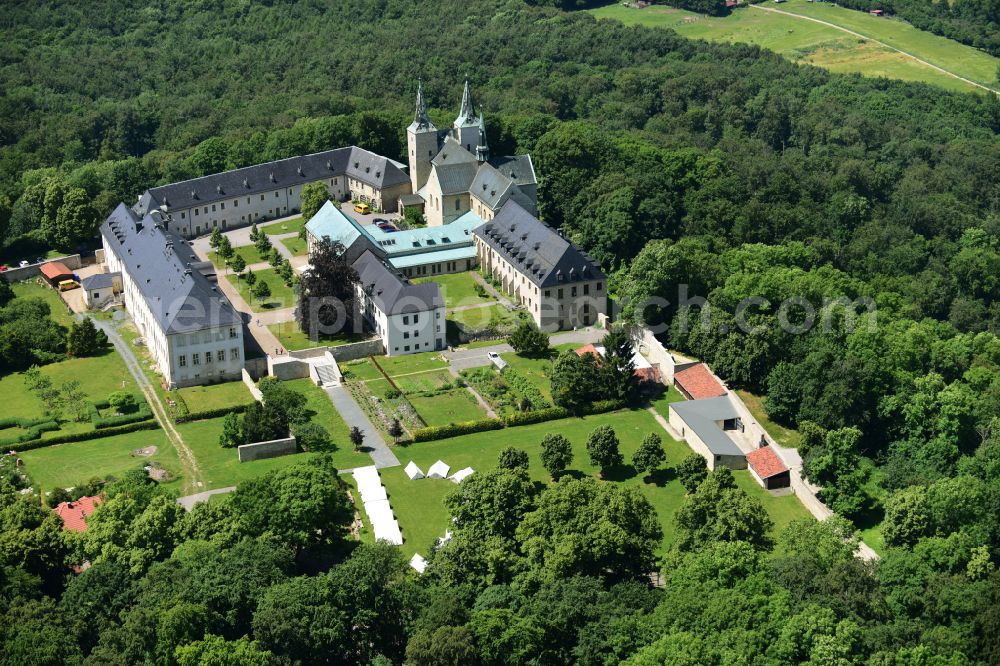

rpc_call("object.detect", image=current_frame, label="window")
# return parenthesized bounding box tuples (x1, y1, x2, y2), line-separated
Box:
(233, 200, 238, 207)
(584, 284, 589, 295)
(192, 353, 200, 366)
(260, 195, 265, 201)
(545, 290, 550, 298)
(403, 332, 410, 339)
(413, 314, 419, 324)
(557, 289, 563, 299)
(220, 202, 225, 210)
(180, 212, 185, 219)
(205, 351, 212, 364)
(436, 311, 441, 319)
(455, 199, 460, 211)
(403, 316, 409, 325)
(274, 191, 279, 198)
(571, 286, 577, 297)
(194, 209, 199, 216)
(211, 204, 216, 212)
(404, 345, 410, 352)
(231, 348, 240, 360)
(179, 355, 187, 367)
(597, 283, 603, 292)
(217, 350, 225, 362)
(229, 327, 237, 338)
(414, 330, 419, 338)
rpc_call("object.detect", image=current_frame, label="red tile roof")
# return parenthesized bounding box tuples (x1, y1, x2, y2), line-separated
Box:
(747, 446, 788, 479)
(674, 363, 727, 400)
(575, 343, 602, 359)
(53, 496, 102, 532)
(39, 261, 72, 281)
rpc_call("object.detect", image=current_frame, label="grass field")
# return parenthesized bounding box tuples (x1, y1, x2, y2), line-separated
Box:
(373, 351, 449, 377)
(176, 381, 253, 412)
(11, 279, 75, 327)
(409, 389, 488, 426)
(386, 407, 811, 557)
(736, 389, 802, 449)
(227, 268, 295, 309)
(19, 428, 183, 492)
(261, 216, 305, 236)
(393, 369, 454, 393)
(413, 272, 493, 310)
(588, 1, 999, 93)
(267, 321, 368, 351)
(449, 303, 515, 329)
(279, 236, 308, 256)
(208, 244, 268, 269)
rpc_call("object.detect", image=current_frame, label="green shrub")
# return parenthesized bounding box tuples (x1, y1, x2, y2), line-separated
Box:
(410, 418, 504, 442)
(175, 403, 254, 423)
(503, 407, 570, 427)
(12, 420, 161, 452)
(501, 368, 550, 410)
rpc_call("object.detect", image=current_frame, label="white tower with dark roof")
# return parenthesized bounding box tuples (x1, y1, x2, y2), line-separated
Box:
(453, 80, 480, 154)
(407, 81, 438, 192)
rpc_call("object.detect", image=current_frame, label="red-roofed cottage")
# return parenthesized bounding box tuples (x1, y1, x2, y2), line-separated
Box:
(746, 446, 790, 490)
(673, 363, 727, 401)
(39, 261, 74, 287)
(53, 496, 102, 532)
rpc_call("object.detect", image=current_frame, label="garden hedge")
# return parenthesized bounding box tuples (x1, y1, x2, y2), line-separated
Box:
(410, 418, 504, 442)
(10, 420, 161, 452)
(174, 403, 254, 423)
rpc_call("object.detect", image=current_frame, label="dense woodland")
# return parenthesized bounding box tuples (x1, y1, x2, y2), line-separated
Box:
(2, 0, 1000, 663)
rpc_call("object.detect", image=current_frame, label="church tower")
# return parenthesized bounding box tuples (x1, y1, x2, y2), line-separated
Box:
(453, 80, 480, 154)
(407, 81, 438, 192)
(475, 110, 490, 163)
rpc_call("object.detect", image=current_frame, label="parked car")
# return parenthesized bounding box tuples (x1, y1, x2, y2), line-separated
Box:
(372, 218, 389, 225)
(487, 351, 507, 371)
(58, 279, 80, 291)
(0, 265, 8, 272)
(353, 202, 371, 214)
(18, 260, 29, 268)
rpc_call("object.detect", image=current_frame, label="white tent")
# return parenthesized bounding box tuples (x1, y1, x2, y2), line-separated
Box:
(360, 484, 388, 503)
(404, 461, 425, 480)
(409, 553, 427, 574)
(365, 498, 394, 522)
(427, 460, 450, 479)
(449, 467, 474, 484)
(373, 519, 403, 546)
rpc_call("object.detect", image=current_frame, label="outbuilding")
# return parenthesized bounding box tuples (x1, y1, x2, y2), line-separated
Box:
(669, 395, 748, 471)
(746, 445, 791, 490)
(39, 261, 74, 287)
(81, 272, 122, 309)
(674, 363, 727, 401)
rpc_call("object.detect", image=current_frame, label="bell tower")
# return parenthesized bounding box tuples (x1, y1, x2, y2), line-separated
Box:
(407, 81, 438, 192)
(453, 80, 480, 154)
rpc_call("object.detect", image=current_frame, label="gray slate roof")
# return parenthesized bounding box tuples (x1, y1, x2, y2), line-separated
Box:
(469, 162, 514, 209)
(434, 162, 479, 195)
(81, 272, 120, 291)
(489, 154, 536, 186)
(139, 147, 408, 213)
(669, 396, 746, 457)
(352, 250, 443, 316)
(473, 201, 605, 288)
(101, 204, 242, 334)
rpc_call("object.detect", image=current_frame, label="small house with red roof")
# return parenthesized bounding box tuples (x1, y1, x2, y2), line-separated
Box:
(673, 363, 727, 401)
(39, 261, 74, 287)
(746, 446, 790, 490)
(53, 496, 102, 532)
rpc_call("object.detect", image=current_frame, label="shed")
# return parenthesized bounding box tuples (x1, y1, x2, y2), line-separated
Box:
(668, 396, 747, 471)
(746, 446, 791, 490)
(869, 9, 883, 15)
(81, 272, 122, 309)
(39, 261, 73, 287)
(53, 496, 102, 532)
(674, 363, 727, 401)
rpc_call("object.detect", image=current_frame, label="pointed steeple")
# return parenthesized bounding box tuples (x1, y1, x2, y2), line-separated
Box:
(409, 80, 435, 132)
(475, 110, 490, 162)
(455, 80, 477, 128)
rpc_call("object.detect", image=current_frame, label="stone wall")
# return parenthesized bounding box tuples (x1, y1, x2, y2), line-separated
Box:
(269, 356, 311, 381)
(634, 327, 698, 383)
(243, 357, 268, 380)
(2, 255, 83, 283)
(327, 339, 385, 362)
(241, 369, 263, 401)
(237, 436, 297, 462)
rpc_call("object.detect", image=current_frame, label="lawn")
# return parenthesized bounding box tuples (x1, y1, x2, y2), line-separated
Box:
(176, 381, 253, 412)
(390, 407, 810, 555)
(341, 359, 385, 382)
(226, 268, 296, 309)
(208, 244, 268, 268)
(650, 384, 688, 420)
(373, 351, 448, 377)
(279, 236, 308, 257)
(449, 303, 515, 329)
(19, 428, 183, 492)
(409, 389, 488, 427)
(588, 1, 998, 93)
(413, 271, 493, 310)
(498, 342, 578, 404)
(736, 389, 801, 449)
(284, 377, 371, 470)
(267, 321, 368, 351)
(261, 215, 305, 236)
(11, 279, 75, 327)
(393, 369, 454, 394)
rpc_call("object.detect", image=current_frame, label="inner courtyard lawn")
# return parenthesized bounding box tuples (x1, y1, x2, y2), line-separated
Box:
(226, 268, 296, 309)
(392, 369, 454, 393)
(413, 271, 493, 310)
(208, 244, 267, 268)
(267, 321, 369, 351)
(449, 303, 515, 329)
(408, 388, 488, 427)
(19, 428, 183, 492)
(176, 381, 254, 412)
(11, 279, 75, 327)
(279, 236, 308, 256)
(373, 351, 448, 377)
(261, 215, 305, 236)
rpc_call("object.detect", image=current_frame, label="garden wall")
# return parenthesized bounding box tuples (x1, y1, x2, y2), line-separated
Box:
(327, 339, 384, 362)
(634, 326, 697, 383)
(237, 436, 297, 462)
(2, 255, 83, 282)
(241, 369, 263, 401)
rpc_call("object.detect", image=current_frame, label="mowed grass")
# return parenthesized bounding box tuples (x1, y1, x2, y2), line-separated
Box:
(409, 389, 488, 427)
(391, 407, 811, 556)
(588, 1, 998, 93)
(208, 244, 268, 268)
(280, 236, 308, 257)
(449, 303, 515, 329)
(11, 280, 75, 327)
(283, 377, 371, 470)
(267, 320, 369, 351)
(19, 428, 182, 492)
(736, 389, 802, 449)
(226, 268, 295, 309)
(413, 272, 493, 310)
(177, 381, 253, 412)
(261, 215, 305, 236)
(373, 351, 448, 377)
(394, 369, 454, 393)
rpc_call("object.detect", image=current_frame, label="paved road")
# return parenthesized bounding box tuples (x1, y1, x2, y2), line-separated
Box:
(323, 385, 399, 468)
(442, 327, 606, 372)
(751, 4, 999, 95)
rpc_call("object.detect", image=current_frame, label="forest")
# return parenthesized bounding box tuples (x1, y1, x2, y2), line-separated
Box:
(1, 0, 999, 663)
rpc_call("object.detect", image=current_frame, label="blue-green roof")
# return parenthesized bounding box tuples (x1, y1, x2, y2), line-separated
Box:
(304, 201, 369, 247)
(389, 246, 478, 269)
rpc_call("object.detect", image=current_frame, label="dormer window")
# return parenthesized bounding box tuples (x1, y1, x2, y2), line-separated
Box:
(243, 178, 250, 188)
(297, 166, 303, 176)
(269, 172, 276, 182)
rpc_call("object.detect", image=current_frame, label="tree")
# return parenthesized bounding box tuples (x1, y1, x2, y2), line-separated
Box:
(675, 468, 773, 551)
(300, 181, 330, 222)
(882, 485, 930, 548)
(295, 238, 360, 340)
(540, 433, 573, 479)
(47, 186, 97, 250)
(387, 418, 403, 444)
(258, 377, 308, 424)
(229, 252, 246, 277)
(632, 433, 665, 478)
(255, 231, 272, 256)
(276, 259, 294, 286)
(292, 421, 331, 452)
(251, 279, 271, 304)
(406, 626, 479, 666)
(586, 425, 623, 477)
(107, 391, 138, 414)
(24, 365, 62, 417)
(497, 446, 529, 471)
(601, 325, 636, 404)
(676, 453, 708, 494)
(82, 490, 185, 574)
(507, 321, 550, 357)
(269, 247, 283, 268)
(550, 350, 602, 412)
(216, 236, 234, 267)
(240, 402, 287, 444)
(244, 268, 257, 288)
(66, 317, 108, 357)
(61, 379, 89, 422)
(175, 634, 274, 666)
(445, 468, 537, 540)
(208, 227, 222, 249)
(219, 411, 244, 448)
(349, 425, 365, 452)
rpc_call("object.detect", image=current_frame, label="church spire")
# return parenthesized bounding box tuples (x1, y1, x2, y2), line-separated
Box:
(475, 109, 489, 162)
(455, 79, 477, 128)
(411, 80, 433, 131)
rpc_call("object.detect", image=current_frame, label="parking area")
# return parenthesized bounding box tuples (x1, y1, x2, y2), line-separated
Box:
(60, 263, 107, 313)
(338, 201, 402, 228)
